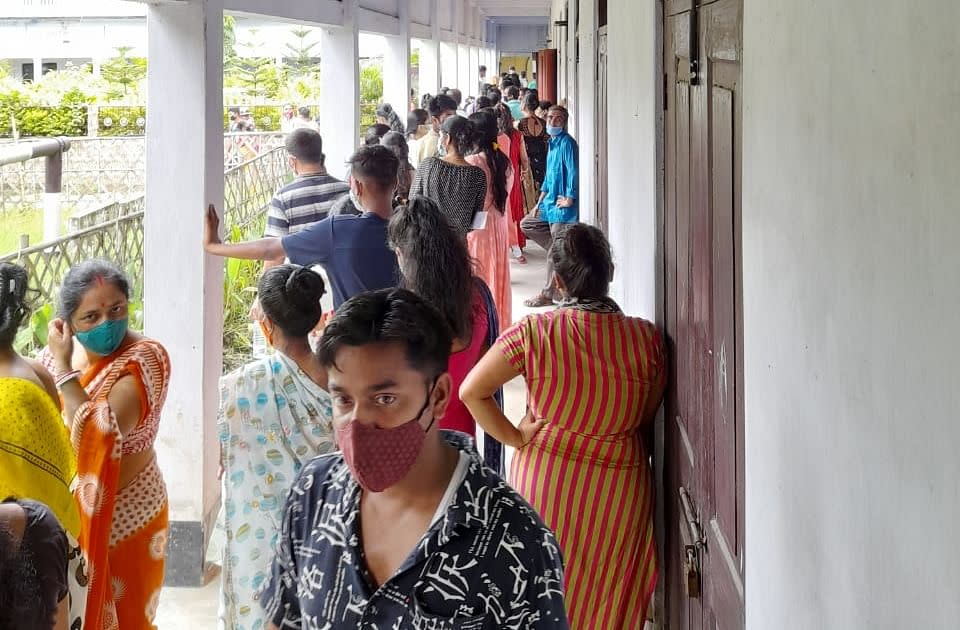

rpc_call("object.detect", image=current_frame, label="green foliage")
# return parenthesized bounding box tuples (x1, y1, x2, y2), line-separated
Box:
(360, 61, 384, 130)
(100, 47, 147, 100)
(14, 302, 53, 356)
(285, 28, 320, 79)
(224, 15, 238, 69)
(227, 29, 283, 101)
(0, 207, 43, 254)
(221, 226, 262, 373)
(0, 66, 95, 137)
(97, 105, 147, 136)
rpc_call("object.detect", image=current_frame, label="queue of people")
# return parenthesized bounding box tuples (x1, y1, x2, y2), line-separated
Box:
(0, 89, 664, 630)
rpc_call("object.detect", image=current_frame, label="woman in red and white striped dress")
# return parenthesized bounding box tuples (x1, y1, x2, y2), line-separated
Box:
(461, 224, 666, 629)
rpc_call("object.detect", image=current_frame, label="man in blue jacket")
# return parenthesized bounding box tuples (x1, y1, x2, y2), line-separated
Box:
(521, 105, 579, 307)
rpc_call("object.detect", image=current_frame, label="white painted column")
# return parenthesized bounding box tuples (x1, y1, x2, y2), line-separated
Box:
(319, 0, 360, 176)
(145, 0, 224, 586)
(417, 0, 442, 99)
(32, 55, 42, 80)
(418, 39, 441, 98)
(576, 0, 598, 225)
(457, 43, 470, 97)
(468, 45, 480, 97)
(440, 40, 458, 90)
(383, 0, 411, 113)
(565, 0, 579, 121)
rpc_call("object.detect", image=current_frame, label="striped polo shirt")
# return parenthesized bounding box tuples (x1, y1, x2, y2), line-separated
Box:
(264, 169, 351, 237)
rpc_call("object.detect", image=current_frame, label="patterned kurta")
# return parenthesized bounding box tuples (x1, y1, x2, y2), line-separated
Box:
(217, 352, 335, 630)
(260, 432, 569, 629)
(496, 308, 666, 629)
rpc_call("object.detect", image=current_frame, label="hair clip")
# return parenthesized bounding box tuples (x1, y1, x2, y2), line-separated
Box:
(8, 279, 14, 294)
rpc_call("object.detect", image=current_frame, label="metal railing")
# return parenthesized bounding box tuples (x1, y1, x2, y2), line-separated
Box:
(0, 133, 285, 212)
(0, 147, 290, 302)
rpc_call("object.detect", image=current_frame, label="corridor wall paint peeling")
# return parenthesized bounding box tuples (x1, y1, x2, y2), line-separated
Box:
(742, 1, 960, 628)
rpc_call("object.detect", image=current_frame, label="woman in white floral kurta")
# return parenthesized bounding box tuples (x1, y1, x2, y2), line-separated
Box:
(217, 265, 335, 630)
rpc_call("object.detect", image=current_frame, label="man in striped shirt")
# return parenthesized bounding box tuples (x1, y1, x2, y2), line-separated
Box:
(264, 128, 350, 237)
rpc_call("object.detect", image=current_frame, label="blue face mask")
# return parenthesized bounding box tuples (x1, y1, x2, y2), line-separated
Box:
(547, 125, 564, 137)
(75, 318, 128, 356)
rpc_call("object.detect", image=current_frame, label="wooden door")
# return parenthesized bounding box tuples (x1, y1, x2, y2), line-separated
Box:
(536, 48, 558, 104)
(662, 0, 744, 628)
(595, 26, 609, 233)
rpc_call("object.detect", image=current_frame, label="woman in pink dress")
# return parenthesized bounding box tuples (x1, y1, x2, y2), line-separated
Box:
(387, 195, 505, 470)
(465, 108, 515, 328)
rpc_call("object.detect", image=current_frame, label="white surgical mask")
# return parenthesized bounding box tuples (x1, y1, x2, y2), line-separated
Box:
(350, 189, 366, 213)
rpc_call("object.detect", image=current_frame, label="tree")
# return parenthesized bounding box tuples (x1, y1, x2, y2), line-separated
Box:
(100, 46, 147, 99)
(285, 27, 320, 79)
(230, 29, 281, 100)
(223, 15, 239, 71)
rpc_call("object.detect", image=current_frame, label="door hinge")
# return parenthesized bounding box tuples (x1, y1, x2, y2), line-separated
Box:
(679, 487, 706, 598)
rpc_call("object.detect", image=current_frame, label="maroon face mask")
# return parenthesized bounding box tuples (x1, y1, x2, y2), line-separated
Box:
(336, 385, 436, 492)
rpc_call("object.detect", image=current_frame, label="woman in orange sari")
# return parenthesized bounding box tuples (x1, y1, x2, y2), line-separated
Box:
(42, 259, 171, 630)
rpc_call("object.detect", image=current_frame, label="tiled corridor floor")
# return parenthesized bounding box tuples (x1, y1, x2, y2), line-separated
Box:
(155, 243, 552, 628)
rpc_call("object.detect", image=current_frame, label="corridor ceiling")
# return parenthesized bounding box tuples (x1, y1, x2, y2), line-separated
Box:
(473, 0, 551, 18)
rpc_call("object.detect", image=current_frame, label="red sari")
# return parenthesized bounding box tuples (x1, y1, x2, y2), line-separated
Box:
(505, 129, 527, 249)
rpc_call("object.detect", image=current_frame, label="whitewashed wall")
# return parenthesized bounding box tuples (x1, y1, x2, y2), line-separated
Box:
(496, 24, 547, 54)
(743, 1, 960, 628)
(603, 0, 659, 321)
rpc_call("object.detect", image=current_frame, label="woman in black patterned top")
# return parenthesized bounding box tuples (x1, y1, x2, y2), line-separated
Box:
(410, 115, 487, 237)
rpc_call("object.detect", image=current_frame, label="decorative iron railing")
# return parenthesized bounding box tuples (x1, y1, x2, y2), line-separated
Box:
(0, 147, 290, 303)
(0, 133, 285, 212)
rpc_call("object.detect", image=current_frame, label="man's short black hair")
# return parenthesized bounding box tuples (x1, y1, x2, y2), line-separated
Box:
(318, 288, 452, 379)
(285, 128, 324, 164)
(486, 88, 502, 106)
(505, 86, 520, 100)
(428, 94, 459, 118)
(348, 144, 400, 192)
(298, 106, 311, 118)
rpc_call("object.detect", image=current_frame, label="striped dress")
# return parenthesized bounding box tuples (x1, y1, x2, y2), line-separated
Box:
(496, 307, 666, 629)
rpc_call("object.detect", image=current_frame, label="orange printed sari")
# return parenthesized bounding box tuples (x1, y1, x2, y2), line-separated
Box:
(57, 340, 171, 630)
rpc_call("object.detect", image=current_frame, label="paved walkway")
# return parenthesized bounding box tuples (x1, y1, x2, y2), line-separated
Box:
(155, 243, 553, 627)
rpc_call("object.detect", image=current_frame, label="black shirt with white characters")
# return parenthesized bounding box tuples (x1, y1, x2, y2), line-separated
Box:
(259, 432, 569, 629)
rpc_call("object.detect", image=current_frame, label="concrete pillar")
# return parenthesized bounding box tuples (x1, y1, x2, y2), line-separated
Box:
(417, 0, 442, 99)
(145, 0, 224, 587)
(440, 40, 457, 90)
(383, 0, 411, 114)
(576, 0, 598, 224)
(32, 55, 42, 80)
(319, 0, 360, 176)
(468, 45, 480, 97)
(457, 43, 470, 98)
(418, 39, 441, 98)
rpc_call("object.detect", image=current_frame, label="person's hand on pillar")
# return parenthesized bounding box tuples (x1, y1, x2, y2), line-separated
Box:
(203, 204, 222, 250)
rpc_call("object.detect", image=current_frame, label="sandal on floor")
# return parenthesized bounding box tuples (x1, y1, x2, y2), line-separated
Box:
(524, 293, 554, 308)
(513, 254, 528, 264)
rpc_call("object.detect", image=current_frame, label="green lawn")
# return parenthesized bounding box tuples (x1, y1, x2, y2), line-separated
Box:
(0, 208, 44, 255)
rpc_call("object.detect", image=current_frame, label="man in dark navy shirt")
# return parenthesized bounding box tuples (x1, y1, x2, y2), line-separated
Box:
(260, 289, 569, 629)
(203, 145, 400, 309)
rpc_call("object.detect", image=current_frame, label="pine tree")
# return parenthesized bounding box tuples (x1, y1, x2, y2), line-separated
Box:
(100, 47, 147, 98)
(285, 28, 320, 78)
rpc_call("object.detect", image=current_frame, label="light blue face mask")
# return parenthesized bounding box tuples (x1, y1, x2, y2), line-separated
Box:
(546, 125, 564, 137)
(75, 318, 128, 356)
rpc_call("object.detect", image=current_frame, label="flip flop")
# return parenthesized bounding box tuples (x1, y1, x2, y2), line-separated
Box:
(524, 293, 554, 308)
